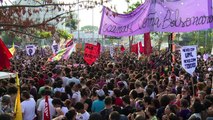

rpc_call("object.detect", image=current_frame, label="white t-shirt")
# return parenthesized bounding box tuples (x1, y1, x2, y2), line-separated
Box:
(37, 98, 56, 120)
(72, 91, 81, 103)
(76, 111, 90, 120)
(21, 98, 36, 120)
(61, 107, 69, 115)
(53, 87, 65, 93)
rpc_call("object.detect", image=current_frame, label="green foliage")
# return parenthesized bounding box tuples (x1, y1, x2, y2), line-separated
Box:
(125, 1, 142, 13)
(1, 32, 22, 45)
(36, 31, 52, 39)
(180, 30, 213, 53)
(65, 15, 78, 31)
(57, 29, 72, 40)
(81, 25, 98, 33)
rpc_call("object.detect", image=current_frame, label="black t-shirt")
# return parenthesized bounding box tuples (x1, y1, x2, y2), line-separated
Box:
(100, 108, 113, 120)
(121, 105, 134, 116)
(85, 99, 92, 112)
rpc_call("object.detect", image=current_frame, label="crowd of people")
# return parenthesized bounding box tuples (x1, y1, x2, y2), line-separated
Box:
(0, 48, 212, 120)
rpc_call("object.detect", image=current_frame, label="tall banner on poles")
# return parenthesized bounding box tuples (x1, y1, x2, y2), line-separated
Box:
(99, 0, 213, 37)
(181, 46, 197, 75)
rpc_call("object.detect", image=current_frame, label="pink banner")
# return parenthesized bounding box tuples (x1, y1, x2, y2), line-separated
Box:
(99, 0, 213, 37)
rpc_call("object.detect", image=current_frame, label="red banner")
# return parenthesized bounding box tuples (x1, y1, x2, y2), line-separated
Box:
(44, 96, 50, 120)
(84, 43, 100, 65)
(120, 45, 125, 52)
(139, 42, 144, 54)
(0, 39, 12, 70)
(131, 43, 138, 55)
(144, 33, 152, 55)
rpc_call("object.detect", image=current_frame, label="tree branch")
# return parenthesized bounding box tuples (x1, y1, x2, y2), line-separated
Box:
(0, 0, 106, 8)
(9, 29, 43, 39)
(0, 8, 85, 28)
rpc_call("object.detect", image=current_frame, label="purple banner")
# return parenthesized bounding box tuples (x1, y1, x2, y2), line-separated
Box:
(99, 0, 213, 37)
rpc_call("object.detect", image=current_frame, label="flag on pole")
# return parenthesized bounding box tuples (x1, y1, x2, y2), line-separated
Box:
(14, 74, 22, 120)
(63, 43, 76, 60)
(44, 95, 50, 120)
(65, 39, 73, 48)
(144, 33, 152, 55)
(0, 39, 12, 70)
(9, 42, 16, 56)
(120, 45, 125, 52)
(51, 48, 67, 61)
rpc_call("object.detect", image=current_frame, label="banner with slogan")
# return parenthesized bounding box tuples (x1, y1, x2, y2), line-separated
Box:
(84, 43, 100, 65)
(99, 0, 213, 37)
(181, 46, 197, 75)
(26, 45, 36, 56)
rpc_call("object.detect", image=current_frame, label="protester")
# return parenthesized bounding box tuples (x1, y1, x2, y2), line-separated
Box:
(0, 46, 212, 120)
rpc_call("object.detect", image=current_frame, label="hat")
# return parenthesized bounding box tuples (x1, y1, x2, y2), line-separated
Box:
(1, 95, 11, 103)
(96, 89, 105, 97)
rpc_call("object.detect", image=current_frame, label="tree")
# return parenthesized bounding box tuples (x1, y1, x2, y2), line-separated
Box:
(0, 0, 110, 39)
(81, 25, 98, 33)
(65, 13, 78, 33)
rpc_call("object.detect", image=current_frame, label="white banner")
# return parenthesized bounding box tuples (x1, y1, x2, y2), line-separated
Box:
(51, 42, 60, 54)
(181, 46, 197, 75)
(110, 46, 114, 58)
(26, 45, 36, 56)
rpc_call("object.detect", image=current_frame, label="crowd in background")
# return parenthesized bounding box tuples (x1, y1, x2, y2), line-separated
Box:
(0, 49, 212, 120)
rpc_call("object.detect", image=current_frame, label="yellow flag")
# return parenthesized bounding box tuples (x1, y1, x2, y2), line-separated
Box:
(9, 43, 15, 55)
(14, 74, 22, 120)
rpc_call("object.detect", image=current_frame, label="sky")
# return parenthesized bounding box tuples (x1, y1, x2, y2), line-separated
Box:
(64, 0, 143, 28)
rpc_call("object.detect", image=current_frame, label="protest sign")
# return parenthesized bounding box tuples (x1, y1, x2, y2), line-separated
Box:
(181, 46, 197, 75)
(84, 43, 100, 65)
(26, 45, 36, 56)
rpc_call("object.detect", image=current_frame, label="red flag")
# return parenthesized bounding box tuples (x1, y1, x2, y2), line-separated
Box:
(144, 33, 152, 55)
(44, 96, 50, 120)
(131, 43, 138, 54)
(65, 39, 73, 47)
(0, 39, 12, 70)
(120, 45, 125, 52)
(139, 42, 144, 54)
(84, 43, 99, 65)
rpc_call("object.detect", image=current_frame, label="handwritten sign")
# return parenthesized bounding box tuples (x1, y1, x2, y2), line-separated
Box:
(99, 0, 213, 37)
(26, 45, 36, 56)
(181, 46, 197, 75)
(84, 43, 99, 65)
(51, 43, 60, 54)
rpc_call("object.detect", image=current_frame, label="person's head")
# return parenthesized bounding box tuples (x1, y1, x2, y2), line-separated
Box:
(74, 102, 84, 113)
(198, 91, 206, 101)
(52, 98, 63, 108)
(96, 89, 105, 100)
(44, 79, 51, 86)
(145, 105, 156, 118)
(113, 88, 121, 97)
(122, 95, 130, 105)
(89, 113, 102, 120)
(21, 91, 30, 100)
(1, 95, 11, 106)
(109, 111, 120, 120)
(65, 108, 77, 120)
(105, 96, 112, 106)
(44, 87, 52, 96)
(134, 115, 146, 120)
(180, 98, 189, 108)
(7, 86, 17, 96)
(160, 95, 170, 107)
(143, 96, 152, 107)
(192, 98, 202, 113)
(129, 90, 137, 99)
(165, 104, 178, 115)
(73, 84, 81, 92)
